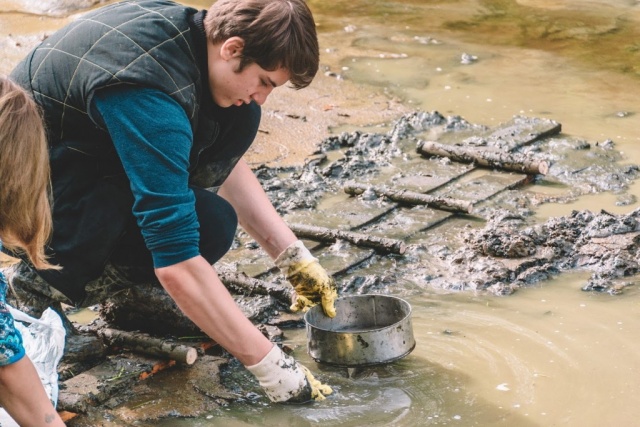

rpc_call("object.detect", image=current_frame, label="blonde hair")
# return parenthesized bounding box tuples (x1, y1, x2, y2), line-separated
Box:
(0, 76, 57, 270)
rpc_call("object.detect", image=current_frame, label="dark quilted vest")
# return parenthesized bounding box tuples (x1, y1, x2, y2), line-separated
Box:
(10, 0, 225, 188)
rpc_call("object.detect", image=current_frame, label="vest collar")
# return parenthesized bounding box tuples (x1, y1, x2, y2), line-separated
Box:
(189, 9, 209, 88)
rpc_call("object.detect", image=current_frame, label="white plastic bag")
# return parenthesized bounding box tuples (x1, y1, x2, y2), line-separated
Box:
(0, 407, 18, 427)
(6, 306, 66, 404)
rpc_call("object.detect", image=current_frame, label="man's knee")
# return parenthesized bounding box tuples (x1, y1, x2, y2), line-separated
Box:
(193, 188, 238, 264)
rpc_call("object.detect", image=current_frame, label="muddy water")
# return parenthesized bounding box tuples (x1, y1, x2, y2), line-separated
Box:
(2, 0, 640, 426)
(159, 275, 640, 427)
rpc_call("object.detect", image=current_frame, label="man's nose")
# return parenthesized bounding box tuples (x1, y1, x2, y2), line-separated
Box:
(251, 87, 273, 106)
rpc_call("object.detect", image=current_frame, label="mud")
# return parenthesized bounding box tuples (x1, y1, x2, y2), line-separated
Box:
(0, 0, 106, 17)
(446, 208, 640, 295)
(251, 111, 638, 299)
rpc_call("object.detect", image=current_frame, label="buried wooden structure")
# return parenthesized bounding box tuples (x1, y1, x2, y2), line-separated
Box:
(53, 115, 564, 424)
(343, 182, 473, 213)
(289, 222, 407, 254)
(417, 140, 550, 175)
(97, 328, 199, 366)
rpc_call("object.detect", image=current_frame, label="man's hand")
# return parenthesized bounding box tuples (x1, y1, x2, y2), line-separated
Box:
(275, 240, 338, 318)
(246, 344, 332, 403)
(300, 365, 333, 401)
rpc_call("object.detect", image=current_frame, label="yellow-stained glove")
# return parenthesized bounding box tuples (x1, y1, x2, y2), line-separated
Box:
(275, 240, 338, 318)
(300, 365, 333, 401)
(246, 344, 333, 403)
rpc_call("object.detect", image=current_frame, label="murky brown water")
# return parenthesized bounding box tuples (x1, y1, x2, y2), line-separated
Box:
(2, 0, 640, 425)
(160, 275, 640, 426)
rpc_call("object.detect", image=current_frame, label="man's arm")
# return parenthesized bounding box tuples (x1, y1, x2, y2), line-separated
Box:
(218, 159, 297, 259)
(155, 257, 331, 402)
(155, 256, 272, 365)
(93, 87, 330, 401)
(218, 159, 338, 318)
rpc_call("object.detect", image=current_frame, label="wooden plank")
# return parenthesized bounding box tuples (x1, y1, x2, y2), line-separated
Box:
(58, 355, 171, 413)
(284, 194, 395, 231)
(360, 156, 473, 194)
(289, 223, 407, 254)
(432, 116, 561, 151)
(357, 207, 454, 239)
(430, 169, 529, 204)
(418, 140, 550, 174)
(344, 182, 473, 213)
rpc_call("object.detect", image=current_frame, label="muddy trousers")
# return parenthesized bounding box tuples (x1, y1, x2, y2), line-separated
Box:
(1, 185, 237, 334)
(3, 186, 238, 314)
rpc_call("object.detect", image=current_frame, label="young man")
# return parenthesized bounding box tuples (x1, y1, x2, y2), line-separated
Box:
(7, 0, 336, 403)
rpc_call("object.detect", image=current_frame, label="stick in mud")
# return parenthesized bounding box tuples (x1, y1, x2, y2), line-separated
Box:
(417, 140, 550, 175)
(218, 271, 294, 305)
(344, 182, 473, 213)
(98, 328, 198, 365)
(289, 223, 407, 255)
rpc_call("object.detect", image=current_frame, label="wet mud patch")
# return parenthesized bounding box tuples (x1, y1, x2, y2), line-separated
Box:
(435, 208, 640, 295)
(2, 0, 107, 17)
(250, 110, 640, 297)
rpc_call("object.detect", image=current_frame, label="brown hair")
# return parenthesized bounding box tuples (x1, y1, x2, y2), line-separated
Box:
(204, 0, 319, 89)
(0, 76, 57, 270)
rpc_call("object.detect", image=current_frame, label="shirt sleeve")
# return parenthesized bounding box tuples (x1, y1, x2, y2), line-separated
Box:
(0, 262, 26, 367)
(92, 86, 200, 268)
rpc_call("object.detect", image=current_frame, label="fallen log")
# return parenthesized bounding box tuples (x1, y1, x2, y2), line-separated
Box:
(98, 328, 198, 365)
(218, 271, 294, 306)
(344, 182, 473, 213)
(417, 140, 549, 175)
(289, 223, 406, 255)
(101, 282, 283, 335)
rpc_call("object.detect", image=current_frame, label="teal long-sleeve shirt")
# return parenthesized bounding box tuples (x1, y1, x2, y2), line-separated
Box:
(92, 85, 200, 268)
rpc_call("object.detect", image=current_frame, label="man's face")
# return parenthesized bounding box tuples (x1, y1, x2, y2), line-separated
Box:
(207, 37, 291, 108)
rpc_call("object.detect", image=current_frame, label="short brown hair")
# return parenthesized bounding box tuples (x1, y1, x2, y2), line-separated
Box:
(205, 0, 319, 89)
(0, 76, 57, 270)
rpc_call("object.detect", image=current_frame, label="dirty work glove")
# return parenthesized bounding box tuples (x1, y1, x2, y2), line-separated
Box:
(300, 364, 333, 401)
(275, 240, 338, 318)
(246, 344, 333, 403)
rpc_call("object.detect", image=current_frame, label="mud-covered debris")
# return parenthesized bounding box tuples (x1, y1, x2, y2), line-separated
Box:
(387, 111, 482, 143)
(249, 111, 640, 300)
(533, 137, 639, 194)
(261, 110, 489, 214)
(433, 208, 640, 294)
(461, 53, 479, 64)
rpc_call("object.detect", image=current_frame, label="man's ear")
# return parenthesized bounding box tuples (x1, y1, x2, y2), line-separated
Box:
(220, 37, 245, 60)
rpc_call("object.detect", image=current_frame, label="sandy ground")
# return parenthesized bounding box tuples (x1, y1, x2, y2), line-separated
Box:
(244, 71, 410, 168)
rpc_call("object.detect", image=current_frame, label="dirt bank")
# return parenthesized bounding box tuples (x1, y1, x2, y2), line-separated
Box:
(245, 70, 410, 167)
